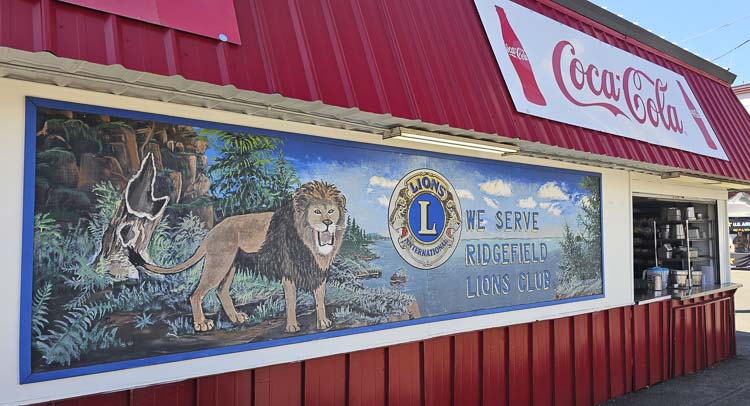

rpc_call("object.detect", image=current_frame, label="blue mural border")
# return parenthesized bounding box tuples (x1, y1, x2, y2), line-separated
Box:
(20, 97, 605, 384)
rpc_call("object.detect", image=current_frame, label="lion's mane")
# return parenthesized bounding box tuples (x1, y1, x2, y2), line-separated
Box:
(237, 181, 347, 292)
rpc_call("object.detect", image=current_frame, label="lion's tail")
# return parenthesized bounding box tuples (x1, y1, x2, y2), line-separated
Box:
(128, 245, 207, 274)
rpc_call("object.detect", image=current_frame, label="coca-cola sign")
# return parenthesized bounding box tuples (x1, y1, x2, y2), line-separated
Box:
(475, 0, 727, 160)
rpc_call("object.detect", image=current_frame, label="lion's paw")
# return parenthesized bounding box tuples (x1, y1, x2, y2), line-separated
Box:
(229, 312, 249, 324)
(317, 317, 332, 330)
(194, 319, 214, 332)
(285, 321, 301, 333)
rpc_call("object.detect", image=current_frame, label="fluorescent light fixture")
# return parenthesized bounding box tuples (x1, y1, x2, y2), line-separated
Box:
(385, 127, 519, 155)
(661, 172, 750, 189)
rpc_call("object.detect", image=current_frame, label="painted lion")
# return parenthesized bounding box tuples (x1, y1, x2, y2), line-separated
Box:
(130, 180, 347, 333)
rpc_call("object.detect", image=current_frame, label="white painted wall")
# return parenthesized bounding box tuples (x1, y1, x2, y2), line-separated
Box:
(0, 77, 720, 405)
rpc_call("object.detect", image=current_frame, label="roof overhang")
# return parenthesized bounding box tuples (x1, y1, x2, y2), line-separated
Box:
(733, 83, 750, 96)
(2, 46, 749, 189)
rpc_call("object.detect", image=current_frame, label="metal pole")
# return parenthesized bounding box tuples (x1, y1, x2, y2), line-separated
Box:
(687, 219, 692, 288)
(654, 220, 659, 267)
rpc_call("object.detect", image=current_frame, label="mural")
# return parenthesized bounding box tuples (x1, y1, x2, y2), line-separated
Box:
(22, 99, 603, 381)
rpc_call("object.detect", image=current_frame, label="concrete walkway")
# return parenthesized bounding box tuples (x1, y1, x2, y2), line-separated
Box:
(607, 271, 750, 405)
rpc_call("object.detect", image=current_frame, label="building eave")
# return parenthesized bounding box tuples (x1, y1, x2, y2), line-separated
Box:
(2, 46, 748, 188)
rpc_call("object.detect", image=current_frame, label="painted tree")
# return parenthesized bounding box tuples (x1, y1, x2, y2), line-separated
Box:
(577, 176, 602, 279)
(206, 130, 299, 220)
(557, 175, 602, 291)
(340, 216, 375, 258)
(96, 153, 169, 280)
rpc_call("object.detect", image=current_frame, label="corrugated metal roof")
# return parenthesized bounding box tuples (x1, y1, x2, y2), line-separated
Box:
(2, 0, 750, 182)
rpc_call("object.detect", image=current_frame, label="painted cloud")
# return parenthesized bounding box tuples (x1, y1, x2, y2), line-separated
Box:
(457, 189, 475, 200)
(483, 196, 499, 209)
(377, 194, 390, 207)
(479, 179, 512, 197)
(369, 175, 398, 189)
(517, 196, 537, 209)
(537, 181, 568, 200)
(547, 203, 562, 216)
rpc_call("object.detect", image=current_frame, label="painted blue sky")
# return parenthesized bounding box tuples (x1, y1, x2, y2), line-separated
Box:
(273, 134, 597, 238)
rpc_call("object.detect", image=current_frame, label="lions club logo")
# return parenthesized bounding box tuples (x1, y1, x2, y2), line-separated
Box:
(388, 169, 462, 269)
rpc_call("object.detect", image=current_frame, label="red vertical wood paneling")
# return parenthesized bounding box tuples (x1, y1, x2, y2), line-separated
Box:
(553, 317, 574, 406)
(607, 308, 626, 398)
(132, 379, 196, 406)
(387, 342, 422, 406)
(55, 391, 129, 406)
(482, 327, 508, 406)
(668, 294, 738, 378)
(715, 295, 725, 361)
(348, 348, 387, 406)
(673, 302, 684, 377)
(32, 291, 740, 406)
(720, 299, 728, 360)
(422, 335, 452, 406)
(208, 370, 252, 406)
(573, 314, 593, 406)
(254, 363, 302, 406)
(532, 320, 553, 406)
(648, 302, 664, 385)
(730, 297, 737, 357)
(508, 323, 531, 406)
(196, 374, 219, 406)
(724, 298, 730, 359)
(454, 331, 482, 406)
(706, 300, 717, 365)
(623, 306, 634, 394)
(591, 311, 609, 404)
(659, 301, 672, 381)
(684, 306, 696, 374)
(632, 304, 649, 389)
(697, 306, 707, 371)
(305, 354, 347, 406)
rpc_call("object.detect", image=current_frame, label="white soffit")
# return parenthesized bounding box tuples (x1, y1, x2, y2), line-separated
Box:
(1, 46, 748, 188)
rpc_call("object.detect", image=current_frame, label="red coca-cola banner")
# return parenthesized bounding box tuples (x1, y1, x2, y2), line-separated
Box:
(474, 0, 727, 160)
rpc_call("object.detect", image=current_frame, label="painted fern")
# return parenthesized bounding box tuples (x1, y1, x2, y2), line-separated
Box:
(31, 282, 53, 340)
(34, 302, 119, 366)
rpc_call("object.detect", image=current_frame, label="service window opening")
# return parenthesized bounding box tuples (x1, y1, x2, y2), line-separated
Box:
(633, 196, 720, 294)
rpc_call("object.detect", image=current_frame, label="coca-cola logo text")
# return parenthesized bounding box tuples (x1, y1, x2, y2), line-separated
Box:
(552, 40, 684, 135)
(505, 44, 528, 61)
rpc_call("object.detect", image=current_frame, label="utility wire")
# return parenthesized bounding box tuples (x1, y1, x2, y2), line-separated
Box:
(712, 37, 750, 62)
(678, 13, 750, 44)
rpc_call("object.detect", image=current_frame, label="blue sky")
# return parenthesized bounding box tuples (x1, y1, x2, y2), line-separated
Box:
(590, 0, 750, 85)
(276, 136, 595, 238)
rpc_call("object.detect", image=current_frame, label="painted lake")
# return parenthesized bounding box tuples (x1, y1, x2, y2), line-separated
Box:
(362, 237, 574, 318)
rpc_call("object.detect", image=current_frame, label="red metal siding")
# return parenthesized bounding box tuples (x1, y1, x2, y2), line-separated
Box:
(2, 0, 750, 181)
(32, 290, 737, 406)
